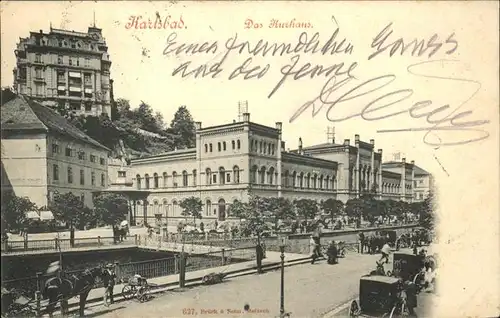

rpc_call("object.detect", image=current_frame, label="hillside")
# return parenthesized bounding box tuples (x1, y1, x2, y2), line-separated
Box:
(0, 88, 196, 160)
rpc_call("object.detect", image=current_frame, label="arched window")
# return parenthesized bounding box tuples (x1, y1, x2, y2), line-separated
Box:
(283, 170, 289, 187)
(136, 174, 142, 190)
(193, 169, 197, 186)
(237, 140, 241, 149)
(268, 144, 271, 154)
(172, 200, 178, 216)
(325, 176, 330, 189)
(223, 141, 226, 151)
(206, 199, 212, 216)
(209, 143, 213, 152)
(182, 170, 188, 187)
(306, 173, 311, 188)
(153, 173, 159, 188)
(153, 200, 159, 215)
(218, 142, 221, 152)
(259, 166, 266, 184)
(259, 141, 263, 153)
(145, 174, 150, 189)
(312, 174, 317, 189)
(204, 144, 208, 152)
(206, 168, 212, 185)
(218, 198, 226, 221)
(250, 165, 258, 183)
(219, 167, 226, 185)
(299, 172, 304, 188)
(268, 167, 275, 184)
(319, 175, 324, 189)
(163, 199, 169, 217)
(233, 166, 240, 183)
(263, 142, 267, 154)
(172, 171, 178, 187)
(292, 171, 297, 187)
(232, 140, 235, 149)
(163, 172, 168, 188)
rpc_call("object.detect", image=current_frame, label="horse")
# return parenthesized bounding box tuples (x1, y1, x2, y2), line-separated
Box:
(43, 266, 105, 317)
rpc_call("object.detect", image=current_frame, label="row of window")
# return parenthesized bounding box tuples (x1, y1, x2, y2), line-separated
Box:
(34, 53, 93, 67)
(204, 140, 241, 153)
(135, 167, 243, 190)
(52, 164, 106, 186)
(51, 144, 106, 165)
(134, 166, 337, 190)
(35, 37, 100, 51)
(139, 198, 229, 218)
(250, 139, 277, 155)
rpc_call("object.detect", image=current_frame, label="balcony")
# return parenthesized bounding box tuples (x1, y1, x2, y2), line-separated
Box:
(33, 77, 45, 83)
(68, 72, 81, 78)
(69, 86, 82, 93)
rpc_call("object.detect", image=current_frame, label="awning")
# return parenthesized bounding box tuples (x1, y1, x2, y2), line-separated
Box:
(84, 88, 93, 94)
(26, 210, 54, 220)
(68, 72, 81, 78)
(57, 86, 66, 91)
(69, 86, 81, 92)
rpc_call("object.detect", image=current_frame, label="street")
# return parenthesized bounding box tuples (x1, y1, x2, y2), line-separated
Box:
(77, 251, 386, 318)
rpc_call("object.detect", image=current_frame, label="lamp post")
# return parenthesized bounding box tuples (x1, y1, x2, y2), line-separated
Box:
(278, 235, 287, 317)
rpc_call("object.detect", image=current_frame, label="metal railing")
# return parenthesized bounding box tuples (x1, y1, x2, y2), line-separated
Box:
(1, 235, 137, 254)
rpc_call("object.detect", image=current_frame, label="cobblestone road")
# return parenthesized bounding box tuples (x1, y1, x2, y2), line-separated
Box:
(78, 252, 386, 318)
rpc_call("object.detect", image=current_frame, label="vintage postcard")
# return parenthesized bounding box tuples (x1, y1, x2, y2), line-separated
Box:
(1, 1, 498, 317)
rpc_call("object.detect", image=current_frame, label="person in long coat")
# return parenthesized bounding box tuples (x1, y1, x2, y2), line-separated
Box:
(310, 235, 320, 264)
(327, 241, 338, 264)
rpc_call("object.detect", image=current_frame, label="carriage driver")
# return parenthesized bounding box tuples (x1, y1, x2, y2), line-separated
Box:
(102, 264, 116, 307)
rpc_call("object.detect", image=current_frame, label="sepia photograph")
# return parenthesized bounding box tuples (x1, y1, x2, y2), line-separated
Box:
(1, 1, 498, 318)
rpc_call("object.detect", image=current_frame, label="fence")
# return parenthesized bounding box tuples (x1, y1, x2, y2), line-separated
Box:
(1, 235, 137, 254)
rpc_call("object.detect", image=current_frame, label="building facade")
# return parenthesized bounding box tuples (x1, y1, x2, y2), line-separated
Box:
(12, 25, 113, 117)
(126, 113, 420, 226)
(412, 165, 434, 201)
(1, 96, 110, 208)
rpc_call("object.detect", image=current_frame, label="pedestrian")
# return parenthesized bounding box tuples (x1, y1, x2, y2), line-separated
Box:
(103, 264, 116, 307)
(310, 235, 319, 264)
(327, 241, 338, 264)
(256, 242, 264, 274)
(380, 242, 391, 264)
(358, 231, 365, 254)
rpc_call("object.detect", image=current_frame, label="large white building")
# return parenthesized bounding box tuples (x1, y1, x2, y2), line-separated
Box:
(119, 113, 424, 226)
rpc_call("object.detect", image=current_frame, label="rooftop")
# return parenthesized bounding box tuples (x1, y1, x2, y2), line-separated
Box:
(1, 95, 109, 151)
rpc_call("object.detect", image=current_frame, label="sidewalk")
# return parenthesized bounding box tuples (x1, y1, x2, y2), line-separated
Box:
(48, 251, 309, 313)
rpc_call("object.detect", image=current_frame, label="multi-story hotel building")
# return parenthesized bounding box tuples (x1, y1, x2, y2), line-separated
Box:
(12, 25, 113, 117)
(1, 95, 110, 208)
(411, 165, 434, 201)
(125, 113, 421, 226)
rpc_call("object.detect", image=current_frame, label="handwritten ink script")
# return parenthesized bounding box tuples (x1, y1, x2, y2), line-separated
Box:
(162, 22, 489, 147)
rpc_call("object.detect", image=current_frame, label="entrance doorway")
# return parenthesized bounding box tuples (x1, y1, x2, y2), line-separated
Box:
(218, 199, 226, 221)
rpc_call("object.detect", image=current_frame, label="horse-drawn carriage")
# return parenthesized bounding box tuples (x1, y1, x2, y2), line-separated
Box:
(348, 275, 412, 317)
(378, 230, 397, 248)
(389, 252, 424, 284)
(122, 274, 155, 302)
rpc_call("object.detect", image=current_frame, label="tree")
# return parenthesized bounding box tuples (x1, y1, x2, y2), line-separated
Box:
(345, 198, 364, 220)
(419, 191, 436, 231)
(227, 200, 247, 221)
(268, 197, 295, 230)
(170, 106, 196, 149)
(321, 199, 344, 224)
(51, 192, 85, 229)
(237, 196, 271, 239)
(179, 197, 203, 227)
(294, 199, 318, 225)
(93, 193, 129, 229)
(1, 193, 36, 235)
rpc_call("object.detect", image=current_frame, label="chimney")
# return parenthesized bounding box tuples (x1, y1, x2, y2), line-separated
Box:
(355, 134, 360, 142)
(411, 160, 415, 165)
(378, 148, 383, 153)
(402, 157, 406, 163)
(275, 122, 282, 131)
(344, 139, 350, 146)
(242, 113, 250, 122)
(370, 139, 375, 145)
(194, 122, 202, 130)
(298, 137, 303, 154)
(281, 141, 286, 151)
(233, 119, 236, 123)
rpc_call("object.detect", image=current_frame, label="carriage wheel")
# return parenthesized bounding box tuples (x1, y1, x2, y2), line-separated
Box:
(413, 272, 425, 292)
(137, 286, 150, 303)
(122, 285, 135, 300)
(348, 300, 359, 317)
